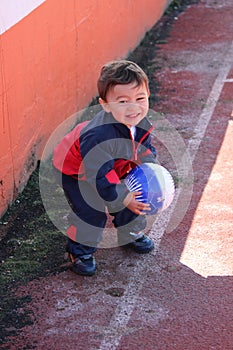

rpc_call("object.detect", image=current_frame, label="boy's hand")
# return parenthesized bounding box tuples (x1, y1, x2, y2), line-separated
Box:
(123, 192, 151, 215)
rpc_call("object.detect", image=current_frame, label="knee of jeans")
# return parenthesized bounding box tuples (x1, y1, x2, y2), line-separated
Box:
(67, 208, 107, 228)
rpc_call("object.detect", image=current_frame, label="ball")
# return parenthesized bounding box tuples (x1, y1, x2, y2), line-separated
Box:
(124, 163, 175, 215)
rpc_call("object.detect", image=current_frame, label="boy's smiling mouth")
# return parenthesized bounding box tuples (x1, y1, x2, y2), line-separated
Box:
(126, 112, 141, 119)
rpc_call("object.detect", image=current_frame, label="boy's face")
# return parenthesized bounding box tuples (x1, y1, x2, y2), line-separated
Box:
(99, 82, 149, 128)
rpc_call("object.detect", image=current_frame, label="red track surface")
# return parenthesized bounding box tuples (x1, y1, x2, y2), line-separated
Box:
(2, 1, 233, 349)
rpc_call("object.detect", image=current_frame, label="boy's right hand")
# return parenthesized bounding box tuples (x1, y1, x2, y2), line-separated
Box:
(123, 191, 151, 215)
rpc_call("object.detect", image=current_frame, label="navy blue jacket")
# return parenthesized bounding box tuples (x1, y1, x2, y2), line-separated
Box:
(53, 110, 156, 211)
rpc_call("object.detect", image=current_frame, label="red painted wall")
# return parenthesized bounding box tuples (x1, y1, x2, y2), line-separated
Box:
(0, 0, 168, 217)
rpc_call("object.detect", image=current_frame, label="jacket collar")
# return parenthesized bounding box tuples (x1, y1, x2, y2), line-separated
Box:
(103, 111, 153, 138)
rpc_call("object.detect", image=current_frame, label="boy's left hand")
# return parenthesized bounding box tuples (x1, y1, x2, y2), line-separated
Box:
(123, 191, 151, 215)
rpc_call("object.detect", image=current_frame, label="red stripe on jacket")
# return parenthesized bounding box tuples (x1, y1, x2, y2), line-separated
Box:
(53, 121, 89, 177)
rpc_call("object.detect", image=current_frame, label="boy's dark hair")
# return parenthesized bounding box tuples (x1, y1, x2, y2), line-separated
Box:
(97, 60, 149, 101)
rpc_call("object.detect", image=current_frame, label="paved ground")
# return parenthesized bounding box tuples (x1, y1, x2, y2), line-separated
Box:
(1, 0, 233, 349)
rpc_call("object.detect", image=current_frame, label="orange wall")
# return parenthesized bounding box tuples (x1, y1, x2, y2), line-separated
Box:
(0, 0, 168, 217)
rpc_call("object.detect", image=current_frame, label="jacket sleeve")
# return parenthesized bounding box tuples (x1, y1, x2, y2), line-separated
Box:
(80, 131, 129, 211)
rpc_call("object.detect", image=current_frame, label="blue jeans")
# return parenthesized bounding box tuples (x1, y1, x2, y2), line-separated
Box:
(57, 171, 146, 257)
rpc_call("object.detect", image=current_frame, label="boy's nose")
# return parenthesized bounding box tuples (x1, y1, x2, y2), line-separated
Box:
(127, 103, 138, 112)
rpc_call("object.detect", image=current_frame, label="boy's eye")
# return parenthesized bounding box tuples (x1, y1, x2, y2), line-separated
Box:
(137, 97, 146, 101)
(119, 100, 128, 104)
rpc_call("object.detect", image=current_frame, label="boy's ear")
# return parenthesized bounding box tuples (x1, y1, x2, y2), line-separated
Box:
(99, 97, 110, 112)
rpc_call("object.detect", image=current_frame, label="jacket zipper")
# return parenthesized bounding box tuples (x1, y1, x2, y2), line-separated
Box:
(132, 125, 154, 161)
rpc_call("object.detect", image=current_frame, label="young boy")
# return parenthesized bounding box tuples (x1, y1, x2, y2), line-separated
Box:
(53, 60, 157, 276)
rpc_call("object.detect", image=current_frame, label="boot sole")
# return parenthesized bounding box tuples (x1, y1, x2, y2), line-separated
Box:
(70, 265, 96, 276)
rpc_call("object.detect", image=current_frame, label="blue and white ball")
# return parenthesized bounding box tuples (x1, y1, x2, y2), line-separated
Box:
(124, 163, 175, 215)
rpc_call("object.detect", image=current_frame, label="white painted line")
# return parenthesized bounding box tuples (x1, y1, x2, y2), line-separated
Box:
(188, 41, 233, 162)
(97, 41, 233, 350)
(98, 253, 163, 350)
(224, 78, 233, 82)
